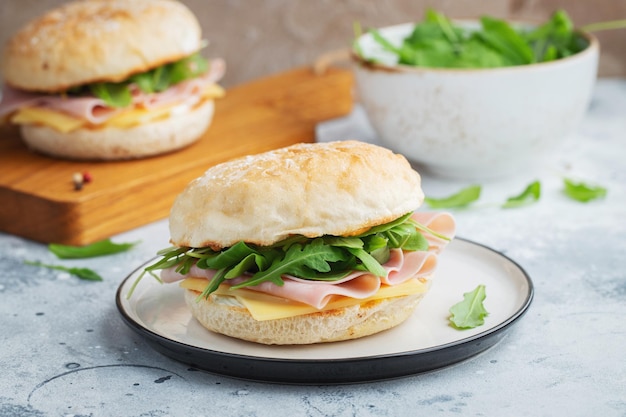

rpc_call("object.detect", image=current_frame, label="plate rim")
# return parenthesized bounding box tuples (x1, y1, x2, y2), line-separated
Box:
(115, 237, 534, 381)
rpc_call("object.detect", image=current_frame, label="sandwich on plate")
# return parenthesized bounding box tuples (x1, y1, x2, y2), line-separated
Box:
(130, 140, 456, 344)
(0, 0, 225, 160)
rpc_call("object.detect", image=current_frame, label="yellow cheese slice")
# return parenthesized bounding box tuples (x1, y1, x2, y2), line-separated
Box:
(180, 277, 430, 321)
(9, 83, 226, 132)
(10, 107, 85, 133)
(200, 84, 226, 99)
(107, 84, 224, 128)
(105, 104, 174, 128)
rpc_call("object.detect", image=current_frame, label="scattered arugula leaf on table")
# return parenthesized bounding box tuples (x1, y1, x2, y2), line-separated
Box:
(449, 284, 488, 329)
(48, 239, 139, 259)
(23, 260, 103, 281)
(502, 181, 541, 209)
(563, 178, 607, 202)
(424, 185, 481, 209)
(24, 238, 139, 282)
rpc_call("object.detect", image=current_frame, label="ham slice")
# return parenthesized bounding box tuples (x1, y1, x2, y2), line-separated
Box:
(383, 248, 438, 285)
(162, 211, 456, 309)
(0, 85, 44, 119)
(0, 58, 225, 123)
(411, 211, 456, 253)
(39, 96, 121, 124)
(235, 274, 381, 310)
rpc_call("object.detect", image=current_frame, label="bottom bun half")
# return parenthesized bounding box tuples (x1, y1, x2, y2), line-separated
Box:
(184, 288, 428, 345)
(20, 99, 215, 160)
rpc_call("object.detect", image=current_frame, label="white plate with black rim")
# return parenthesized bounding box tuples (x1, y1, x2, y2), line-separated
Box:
(116, 238, 533, 384)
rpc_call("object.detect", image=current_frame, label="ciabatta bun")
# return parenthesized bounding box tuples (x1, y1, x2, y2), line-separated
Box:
(20, 98, 214, 160)
(184, 287, 429, 345)
(169, 140, 424, 249)
(2, 0, 202, 92)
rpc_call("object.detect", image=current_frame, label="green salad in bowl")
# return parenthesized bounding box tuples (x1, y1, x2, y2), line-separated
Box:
(355, 9, 589, 69)
(351, 10, 600, 180)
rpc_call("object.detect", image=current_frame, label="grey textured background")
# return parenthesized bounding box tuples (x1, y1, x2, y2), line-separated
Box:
(1, 0, 625, 87)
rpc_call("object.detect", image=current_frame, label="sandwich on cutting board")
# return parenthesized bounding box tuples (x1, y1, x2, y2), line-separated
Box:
(130, 140, 456, 345)
(0, 0, 225, 160)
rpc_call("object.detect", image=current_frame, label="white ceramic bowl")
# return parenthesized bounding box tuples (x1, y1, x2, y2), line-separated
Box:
(352, 22, 599, 180)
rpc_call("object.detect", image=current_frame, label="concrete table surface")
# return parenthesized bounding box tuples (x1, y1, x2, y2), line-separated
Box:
(1, 79, 624, 417)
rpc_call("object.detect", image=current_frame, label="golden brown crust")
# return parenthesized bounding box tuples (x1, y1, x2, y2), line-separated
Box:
(184, 289, 427, 345)
(20, 98, 215, 160)
(2, 0, 202, 92)
(169, 140, 424, 248)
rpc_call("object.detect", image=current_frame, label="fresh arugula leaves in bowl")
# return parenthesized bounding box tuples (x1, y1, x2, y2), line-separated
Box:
(351, 10, 600, 180)
(358, 9, 589, 69)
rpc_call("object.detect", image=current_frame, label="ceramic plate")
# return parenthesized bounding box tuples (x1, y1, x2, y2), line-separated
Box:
(116, 238, 533, 384)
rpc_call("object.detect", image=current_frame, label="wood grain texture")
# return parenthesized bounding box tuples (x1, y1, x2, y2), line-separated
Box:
(0, 66, 354, 245)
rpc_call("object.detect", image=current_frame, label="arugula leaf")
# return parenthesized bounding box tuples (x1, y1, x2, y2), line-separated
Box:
(146, 246, 190, 271)
(151, 65, 171, 92)
(477, 16, 535, 65)
(196, 268, 228, 301)
(457, 36, 510, 68)
(502, 181, 541, 208)
(225, 253, 268, 279)
(370, 29, 403, 55)
(298, 239, 348, 273)
(24, 260, 103, 281)
(424, 185, 481, 208)
(129, 72, 155, 93)
(89, 82, 133, 108)
(563, 178, 607, 202)
(346, 247, 387, 277)
(355, 212, 413, 236)
(323, 236, 364, 249)
(449, 284, 488, 329)
(581, 19, 626, 33)
(363, 234, 391, 264)
(169, 53, 209, 85)
(386, 223, 429, 250)
(356, 214, 430, 251)
(48, 239, 139, 259)
(410, 219, 452, 241)
(524, 10, 578, 62)
(427, 8, 461, 46)
(197, 241, 256, 270)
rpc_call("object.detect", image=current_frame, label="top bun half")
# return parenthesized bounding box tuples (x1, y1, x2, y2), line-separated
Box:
(2, 0, 202, 92)
(169, 140, 424, 249)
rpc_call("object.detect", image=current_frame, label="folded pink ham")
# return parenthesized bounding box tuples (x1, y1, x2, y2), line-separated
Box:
(161, 212, 456, 309)
(0, 58, 225, 123)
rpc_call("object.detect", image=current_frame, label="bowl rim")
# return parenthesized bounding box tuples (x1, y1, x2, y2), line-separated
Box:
(351, 20, 599, 74)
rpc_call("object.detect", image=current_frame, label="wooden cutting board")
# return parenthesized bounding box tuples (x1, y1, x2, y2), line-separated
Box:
(0, 66, 354, 245)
